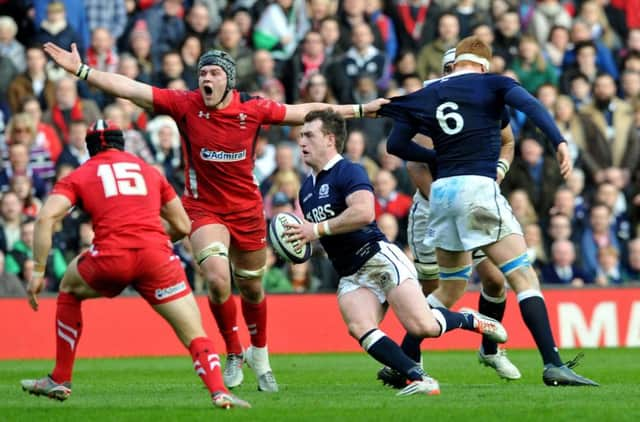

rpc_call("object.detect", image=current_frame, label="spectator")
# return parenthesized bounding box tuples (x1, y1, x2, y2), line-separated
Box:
(550, 186, 587, 236)
(595, 181, 631, 243)
(307, 0, 337, 31)
(595, 246, 623, 285)
(196, 0, 227, 35)
(127, 20, 154, 80)
(344, 129, 379, 182)
(580, 203, 622, 277)
(529, 0, 572, 46)
(621, 70, 640, 103)
(392, 49, 418, 88)
(185, 2, 216, 50)
(34, 1, 83, 53)
(388, 0, 443, 53)
(511, 35, 558, 95)
(239, 49, 276, 92)
(543, 25, 571, 79)
(577, 0, 621, 51)
(230, 6, 254, 47)
(332, 22, 385, 103)
(373, 169, 412, 220)
(33, 0, 90, 52)
(299, 71, 336, 104)
(138, 0, 185, 68)
(262, 246, 294, 293)
(453, 0, 491, 39)
(568, 72, 592, 109)
(9, 175, 41, 218)
(580, 73, 639, 185)
(42, 77, 101, 143)
(376, 140, 412, 195)
(471, 22, 494, 50)
(254, 133, 277, 186)
(56, 119, 90, 170)
(179, 35, 202, 87)
(117, 51, 150, 84)
(502, 137, 562, 216)
(114, 97, 148, 132)
(623, 238, 640, 282)
(84, 0, 127, 42)
(0, 191, 25, 253)
(563, 19, 618, 80)
(541, 239, 591, 286)
(546, 212, 575, 254)
(0, 143, 48, 200)
(146, 115, 182, 191)
(20, 96, 63, 163)
(264, 170, 303, 220)
(103, 103, 154, 163)
(253, 0, 308, 64)
(154, 50, 193, 89)
(337, 0, 383, 53)
(86, 27, 119, 74)
(318, 16, 343, 63)
(0, 15, 26, 73)
(366, 0, 398, 64)
(213, 20, 253, 88)
(417, 12, 459, 81)
(5, 113, 56, 185)
(560, 41, 603, 94)
(260, 143, 304, 195)
(377, 212, 400, 247)
(508, 189, 539, 227)
(0, 250, 26, 297)
(282, 30, 328, 104)
(493, 8, 521, 66)
(7, 45, 56, 113)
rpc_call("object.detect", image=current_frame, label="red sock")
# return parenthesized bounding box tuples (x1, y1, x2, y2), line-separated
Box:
(189, 337, 226, 394)
(241, 297, 267, 348)
(209, 296, 242, 354)
(51, 292, 82, 383)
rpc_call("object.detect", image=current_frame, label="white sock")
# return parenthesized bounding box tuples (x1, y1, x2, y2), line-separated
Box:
(248, 345, 272, 375)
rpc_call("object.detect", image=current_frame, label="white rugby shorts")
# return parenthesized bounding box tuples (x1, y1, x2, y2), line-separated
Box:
(426, 175, 522, 252)
(338, 241, 418, 303)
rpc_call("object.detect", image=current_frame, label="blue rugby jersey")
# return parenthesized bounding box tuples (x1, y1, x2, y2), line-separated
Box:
(299, 156, 386, 276)
(381, 72, 564, 179)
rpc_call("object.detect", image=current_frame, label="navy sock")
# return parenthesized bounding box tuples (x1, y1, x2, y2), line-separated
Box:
(518, 296, 563, 366)
(478, 294, 506, 355)
(360, 329, 424, 381)
(400, 333, 423, 363)
(433, 307, 475, 333)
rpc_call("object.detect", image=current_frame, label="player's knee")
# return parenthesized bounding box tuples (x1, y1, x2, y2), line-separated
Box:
(415, 262, 440, 284)
(195, 241, 228, 266)
(347, 321, 375, 340)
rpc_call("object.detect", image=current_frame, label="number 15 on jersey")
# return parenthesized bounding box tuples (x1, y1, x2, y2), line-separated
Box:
(97, 163, 148, 197)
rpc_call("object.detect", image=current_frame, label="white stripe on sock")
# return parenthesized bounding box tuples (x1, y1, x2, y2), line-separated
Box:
(516, 289, 544, 302)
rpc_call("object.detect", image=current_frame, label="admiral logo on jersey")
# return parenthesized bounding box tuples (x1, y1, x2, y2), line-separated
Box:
(200, 148, 247, 162)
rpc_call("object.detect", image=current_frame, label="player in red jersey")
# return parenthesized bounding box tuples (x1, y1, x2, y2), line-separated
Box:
(20, 120, 251, 409)
(43, 42, 387, 391)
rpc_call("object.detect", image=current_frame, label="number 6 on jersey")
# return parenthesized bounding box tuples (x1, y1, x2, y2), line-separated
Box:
(97, 163, 148, 197)
(436, 101, 464, 135)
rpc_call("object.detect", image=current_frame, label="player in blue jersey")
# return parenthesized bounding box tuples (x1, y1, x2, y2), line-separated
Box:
(285, 109, 509, 396)
(380, 36, 598, 387)
(378, 48, 521, 388)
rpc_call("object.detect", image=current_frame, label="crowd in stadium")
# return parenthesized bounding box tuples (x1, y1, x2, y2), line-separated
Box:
(1, 0, 640, 295)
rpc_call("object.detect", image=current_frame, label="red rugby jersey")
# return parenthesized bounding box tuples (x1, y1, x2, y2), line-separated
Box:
(152, 88, 287, 214)
(52, 150, 176, 249)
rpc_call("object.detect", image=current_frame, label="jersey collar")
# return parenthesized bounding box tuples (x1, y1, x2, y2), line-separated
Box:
(311, 154, 343, 185)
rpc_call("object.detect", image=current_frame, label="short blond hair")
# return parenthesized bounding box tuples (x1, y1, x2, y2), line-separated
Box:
(455, 36, 492, 70)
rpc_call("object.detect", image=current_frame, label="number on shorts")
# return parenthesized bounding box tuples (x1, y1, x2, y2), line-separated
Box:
(436, 101, 464, 135)
(97, 163, 148, 197)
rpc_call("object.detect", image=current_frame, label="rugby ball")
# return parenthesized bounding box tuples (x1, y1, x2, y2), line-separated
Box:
(268, 212, 312, 264)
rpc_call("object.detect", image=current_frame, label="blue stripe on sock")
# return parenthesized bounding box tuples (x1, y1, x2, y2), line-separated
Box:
(440, 266, 472, 280)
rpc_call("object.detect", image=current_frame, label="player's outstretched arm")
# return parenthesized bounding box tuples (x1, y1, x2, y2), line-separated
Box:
(281, 98, 389, 124)
(29, 194, 73, 310)
(161, 197, 191, 242)
(43, 42, 153, 110)
(386, 120, 436, 163)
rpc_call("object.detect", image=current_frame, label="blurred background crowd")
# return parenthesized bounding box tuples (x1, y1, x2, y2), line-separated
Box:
(1, 0, 639, 296)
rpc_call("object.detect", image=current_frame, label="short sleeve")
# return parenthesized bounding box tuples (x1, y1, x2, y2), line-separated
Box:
(340, 162, 373, 197)
(51, 174, 78, 205)
(253, 96, 287, 124)
(152, 87, 192, 117)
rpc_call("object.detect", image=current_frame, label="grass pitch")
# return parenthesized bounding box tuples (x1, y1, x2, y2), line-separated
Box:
(2, 349, 639, 421)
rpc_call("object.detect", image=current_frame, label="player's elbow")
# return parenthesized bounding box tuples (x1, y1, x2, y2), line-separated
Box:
(357, 205, 376, 225)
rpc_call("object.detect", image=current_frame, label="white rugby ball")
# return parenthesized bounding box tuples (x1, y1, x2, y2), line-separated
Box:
(268, 212, 312, 264)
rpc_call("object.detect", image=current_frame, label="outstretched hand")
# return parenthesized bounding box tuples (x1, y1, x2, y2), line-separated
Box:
(556, 142, 572, 180)
(43, 42, 82, 76)
(363, 98, 390, 117)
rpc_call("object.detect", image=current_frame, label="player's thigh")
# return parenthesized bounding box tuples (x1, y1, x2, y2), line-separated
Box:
(387, 279, 441, 338)
(337, 287, 385, 339)
(152, 293, 206, 347)
(59, 255, 102, 299)
(190, 223, 232, 282)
